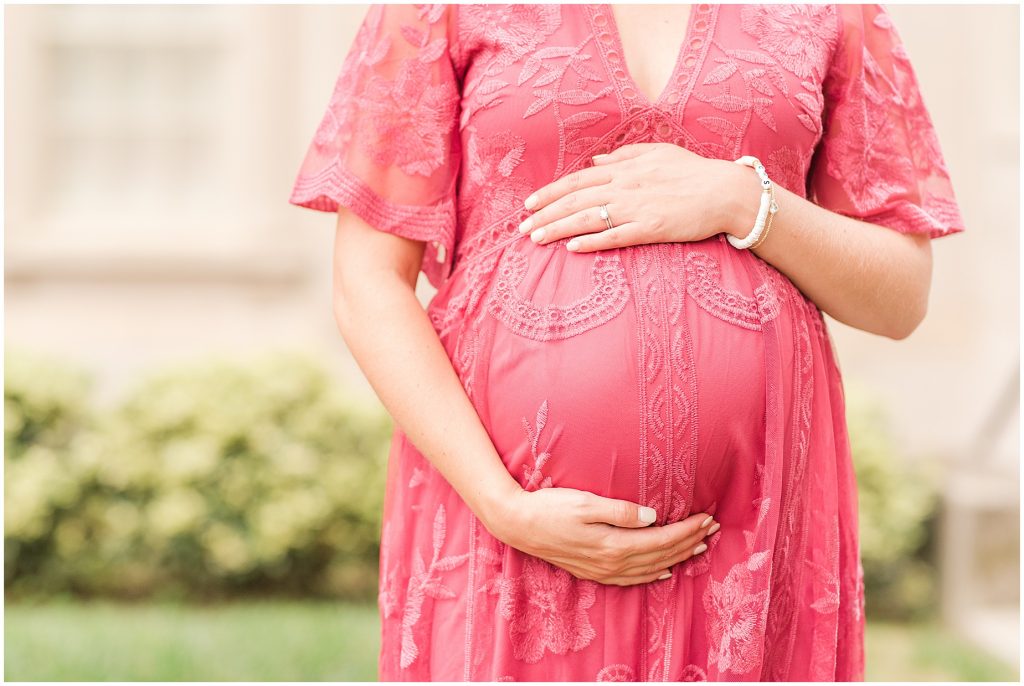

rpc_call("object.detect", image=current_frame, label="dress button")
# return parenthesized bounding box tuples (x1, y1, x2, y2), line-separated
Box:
(599, 31, 614, 44)
(699, 3, 711, 11)
(689, 37, 704, 50)
(594, 13, 607, 26)
(613, 68, 626, 80)
(622, 86, 636, 99)
(606, 49, 620, 63)
(656, 123, 672, 137)
(694, 19, 707, 31)
(667, 91, 681, 104)
(683, 55, 697, 68)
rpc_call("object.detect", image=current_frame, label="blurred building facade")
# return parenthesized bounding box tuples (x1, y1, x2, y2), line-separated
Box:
(5, 3, 1019, 665)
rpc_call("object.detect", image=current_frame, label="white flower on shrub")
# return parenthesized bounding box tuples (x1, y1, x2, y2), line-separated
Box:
(160, 437, 221, 483)
(269, 442, 320, 479)
(102, 501, 142, 546)
(5, 445, 79, 540)
(202, 522, 253, 574)
(146, 489, 207, 539)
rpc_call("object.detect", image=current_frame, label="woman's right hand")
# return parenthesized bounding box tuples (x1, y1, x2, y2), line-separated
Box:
(486, 486, 719, 586)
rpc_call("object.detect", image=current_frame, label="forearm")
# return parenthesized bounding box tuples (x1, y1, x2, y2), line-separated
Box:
(719, 162, 932, 339)
(333, 269, 523, 536)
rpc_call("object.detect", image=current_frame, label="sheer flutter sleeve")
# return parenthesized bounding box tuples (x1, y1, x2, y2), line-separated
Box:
(289, 4, 462, 287)
(806, 4, 966, 239)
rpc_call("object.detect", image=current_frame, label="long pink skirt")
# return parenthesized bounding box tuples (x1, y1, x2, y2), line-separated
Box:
(375, 232, 865, 681)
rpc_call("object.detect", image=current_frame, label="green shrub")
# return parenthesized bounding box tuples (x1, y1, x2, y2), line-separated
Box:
(846, 383, 941, 620)
(5, 350, 393, 601)
(5, 348, 96, 592)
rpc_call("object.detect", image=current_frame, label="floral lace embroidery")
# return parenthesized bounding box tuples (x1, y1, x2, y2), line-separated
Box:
(458, 5, 563, 113)
(400, 504, 471, 669)
(703, 493, 774, 675)
(464, 400, 561, 675)
(521, 399, 554, 490)
(593, 659, 715, 683)
(678, 663, 709, 681)
(764, 145, 810, 197)
(487, 247, 630, 341)
(807, 514, 841, 615)
(703, 551, 772, 674)
(821, 79, 913, 209)
(809, 4, 965, 238)
(289, 4, 460, 288)
(356, 59, 458, 176)
(625, 243, 700, 680)
(497, 555, 598, 664)
(738, 5, 839, 81)
(434, 242, 510, 409)
(596, 663, 635, 681)
(408, 466, 425, 489)
(807, 509, 842, 678)
(490, 398, 600, 665)
(462, 124, 534, 229)
(469, 536, 507, 678)
(693, 5, 836, 158)
(684, 251, 781, 330)
(854, 557, 866, 623)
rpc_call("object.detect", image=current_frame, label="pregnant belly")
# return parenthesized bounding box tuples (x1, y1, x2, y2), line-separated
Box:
(470, 235, 786, 525)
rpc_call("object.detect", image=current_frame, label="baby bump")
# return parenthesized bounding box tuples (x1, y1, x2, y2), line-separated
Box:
(475, 236, 784, 523)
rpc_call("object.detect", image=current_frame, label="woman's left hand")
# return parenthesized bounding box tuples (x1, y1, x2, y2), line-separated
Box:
(517, 142, 748, 252)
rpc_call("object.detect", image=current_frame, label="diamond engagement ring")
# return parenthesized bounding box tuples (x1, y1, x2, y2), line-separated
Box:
(599, 204, 614, 230)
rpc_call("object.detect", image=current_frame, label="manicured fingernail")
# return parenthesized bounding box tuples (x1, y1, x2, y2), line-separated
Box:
(693, 542, 708, 555)
(524, 193, 539, 210)
(700, 515, 713, 528)
(566, 239, 581, 251)
(518, 218, 533, 234)
(707, 522, 721, 536)
(657, 572, 672, 580)
(530, 228, 546, 243)
(638, 506, 657, 523)
(592, 153, 610, 163)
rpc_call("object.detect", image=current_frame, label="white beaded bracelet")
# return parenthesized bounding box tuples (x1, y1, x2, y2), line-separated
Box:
(727, 155, 779, 250)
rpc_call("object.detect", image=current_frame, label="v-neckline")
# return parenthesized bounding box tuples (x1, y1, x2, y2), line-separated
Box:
(591, 3, 713, 110)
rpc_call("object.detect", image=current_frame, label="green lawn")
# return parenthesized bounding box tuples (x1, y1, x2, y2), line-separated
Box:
(865, 620, 1018, 682)
(5, 600, 1018, 681)
(5, 599, 380, 681)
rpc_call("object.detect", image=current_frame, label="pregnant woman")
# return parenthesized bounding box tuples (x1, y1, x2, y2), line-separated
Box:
(289, 4, 965, 681)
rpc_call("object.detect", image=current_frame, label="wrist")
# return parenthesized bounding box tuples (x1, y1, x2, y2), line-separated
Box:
(475, 476, 527, 544)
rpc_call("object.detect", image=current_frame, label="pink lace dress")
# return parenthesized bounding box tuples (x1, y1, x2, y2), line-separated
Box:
(289, 4, 965, 681)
